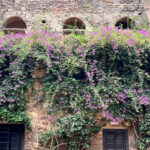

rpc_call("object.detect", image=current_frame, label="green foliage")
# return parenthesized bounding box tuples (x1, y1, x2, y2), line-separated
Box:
(39, 129, 56, 149)
(137, 109, 150, 150)
(56, 112, 102, 150)
(0, 28, 150, 149)
(0, 107, 31, 130)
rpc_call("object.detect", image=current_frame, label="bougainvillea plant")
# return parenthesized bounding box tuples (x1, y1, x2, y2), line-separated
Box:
(0, 28, 150, 149)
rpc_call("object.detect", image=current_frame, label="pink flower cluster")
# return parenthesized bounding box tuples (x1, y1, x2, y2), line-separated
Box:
(102, 111, 120, 122)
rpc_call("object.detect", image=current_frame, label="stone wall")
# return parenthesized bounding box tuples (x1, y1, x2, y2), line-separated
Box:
(25, 65, 50, 150)
(0, 0, 149, 33)
(23, 66, 137, 150)
(0, 1, 149, 150)
(143, 0, 150, 23)
(88, 121, 136, 150)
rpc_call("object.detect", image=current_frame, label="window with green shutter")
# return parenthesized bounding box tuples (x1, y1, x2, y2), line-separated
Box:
(0, 124, 25, 150)
(103, 129, 129, 150)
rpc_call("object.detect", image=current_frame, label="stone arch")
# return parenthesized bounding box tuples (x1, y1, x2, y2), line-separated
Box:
(4, 16, 26, 34)
(115, 17, 135, 29)
(63, 17, 86, 34)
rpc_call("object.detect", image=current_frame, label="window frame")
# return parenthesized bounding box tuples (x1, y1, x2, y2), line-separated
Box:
(63, 17, 86, 35)
(0, 124, 25, 150)
(103, 129, 129, 150)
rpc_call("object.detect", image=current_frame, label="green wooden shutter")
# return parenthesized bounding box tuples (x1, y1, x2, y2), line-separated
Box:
(0, 124, 25, 150)
(103, 129, 129, 150)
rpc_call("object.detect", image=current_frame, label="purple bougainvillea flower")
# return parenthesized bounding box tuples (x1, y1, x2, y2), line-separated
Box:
(128, 39, 135, 47)
(48, 116, 56, 121)
(9, 99, 15, 103)
(138, 89, 143, 93)
(19, 81, 24, 84)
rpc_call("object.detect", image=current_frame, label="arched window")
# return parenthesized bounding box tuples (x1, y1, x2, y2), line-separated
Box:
(4, 17, 26, 34)
(115, 17, 134, 29)
(63, 17, 86, 35)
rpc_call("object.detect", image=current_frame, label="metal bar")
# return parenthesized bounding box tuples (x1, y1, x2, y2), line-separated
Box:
(63, 29, 85, 31)
(7, 128, 9, 150)
(3, 28, 26, 31)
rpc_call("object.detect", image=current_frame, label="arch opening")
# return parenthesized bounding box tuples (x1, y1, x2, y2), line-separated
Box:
(115, 17, 135, 29)
(4, 17, 26, 34)
(63, 17, 86, 35)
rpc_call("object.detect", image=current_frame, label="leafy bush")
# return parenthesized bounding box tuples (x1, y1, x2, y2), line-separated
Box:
(39, 130, 56, 149)
(0, 28, 150, 149)
(56, 112, 102, 150)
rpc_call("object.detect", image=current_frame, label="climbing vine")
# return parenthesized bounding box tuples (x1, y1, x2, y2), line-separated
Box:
(0, 28, 150, 149)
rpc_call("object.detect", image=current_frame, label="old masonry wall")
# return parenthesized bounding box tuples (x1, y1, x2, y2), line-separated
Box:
(0, 0, 150, 33)
(0, 0, 150, 150)
(23, 66, 137, 150)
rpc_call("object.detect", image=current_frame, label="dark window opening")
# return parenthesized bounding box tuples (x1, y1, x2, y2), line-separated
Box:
(0, 124, 25, 150)
(41, 20, 46, 24)
(103, 129, 129, 150)
(7, 0, 15, 4)
(72, 67, 87, 80)
(4, 17, 26, 34)
(115, 17, 134, 29)
(63, 17, 86, 35)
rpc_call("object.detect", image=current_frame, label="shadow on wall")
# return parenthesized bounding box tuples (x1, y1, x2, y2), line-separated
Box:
(4, 16, 26, 34)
